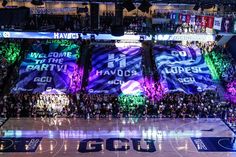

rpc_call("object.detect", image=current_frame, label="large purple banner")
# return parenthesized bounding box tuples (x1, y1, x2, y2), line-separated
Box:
(12, 41, 82, 94)
(154, 45, 215, 94)
(87, 46, 144, 95)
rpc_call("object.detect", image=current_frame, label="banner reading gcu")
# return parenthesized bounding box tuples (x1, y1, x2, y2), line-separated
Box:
(87, 46, 144, 95)
(154, 45, 215, 94)
(12, 41, 81, 93)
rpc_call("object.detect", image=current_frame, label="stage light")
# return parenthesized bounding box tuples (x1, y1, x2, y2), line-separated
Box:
(2, 0, 7, 7)
(123, 0, 136, 12)
(31, 0, 44, 6)
(138, 0, 152, 13)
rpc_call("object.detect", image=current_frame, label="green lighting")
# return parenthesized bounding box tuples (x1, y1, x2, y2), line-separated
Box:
(203, 51, 219, 80)
(46, 40, 80, 59)
(46, 39, 74, 46)
(203, 50, 232, 81)
(118, 94, 146, 111)
(0, 41, 21, 64)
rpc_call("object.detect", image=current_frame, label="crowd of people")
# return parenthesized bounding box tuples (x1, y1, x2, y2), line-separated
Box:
(180, 41, 236, 84)
(0, 40, 22, 95)
(1, 10, 230, 34)
(0, 59, 8, 91)
(0, 90, 234, 120)
(203, 45, 236, 83)
(198, 41, 236, 106)
(0, 14, 193, 34)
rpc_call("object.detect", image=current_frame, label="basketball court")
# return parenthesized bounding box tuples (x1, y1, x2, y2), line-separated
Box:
(0, 118, 235, 157)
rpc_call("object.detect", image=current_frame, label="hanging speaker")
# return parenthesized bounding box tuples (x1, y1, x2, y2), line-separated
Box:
(31, 0, 44, 5)
(138, 0, 152, 13)
(123, 0, 136, 12)
(2, 0, 7, 7)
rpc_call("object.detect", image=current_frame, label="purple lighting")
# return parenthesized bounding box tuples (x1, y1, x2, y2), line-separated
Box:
(226, 80, 236, 103)
(143, 76, 164, 101)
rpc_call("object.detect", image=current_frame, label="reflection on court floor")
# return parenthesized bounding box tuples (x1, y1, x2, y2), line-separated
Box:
(0, 118, 235, 157)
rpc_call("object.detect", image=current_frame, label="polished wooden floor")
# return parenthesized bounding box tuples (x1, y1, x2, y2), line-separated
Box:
(0, 118, 235, 157)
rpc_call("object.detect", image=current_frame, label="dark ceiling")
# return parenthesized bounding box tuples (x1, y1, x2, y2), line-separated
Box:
(39, 0, 236, 5)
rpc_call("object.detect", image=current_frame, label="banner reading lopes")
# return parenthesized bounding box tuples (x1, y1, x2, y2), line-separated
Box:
(87, 46, 144, 95)
(12, 41, 82, 93)
(154, 45, 215, 94)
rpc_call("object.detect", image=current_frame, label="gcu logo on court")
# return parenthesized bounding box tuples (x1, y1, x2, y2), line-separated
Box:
(107, 54, 126, 68)
(78, 138, 156, 153)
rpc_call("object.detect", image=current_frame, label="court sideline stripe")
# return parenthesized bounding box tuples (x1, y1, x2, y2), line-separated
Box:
(221, 118, 236, 135)
(0, 118, 8, 127)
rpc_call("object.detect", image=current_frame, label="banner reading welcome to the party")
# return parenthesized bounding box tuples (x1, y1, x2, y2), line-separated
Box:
(12, 41, 81, 93)
(154, 45, 215, 94)
(87, 46, 144, 95)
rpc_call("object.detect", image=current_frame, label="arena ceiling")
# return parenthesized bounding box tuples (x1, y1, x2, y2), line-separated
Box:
(51, 0, 235, 4)
(11, 0, 236, 5)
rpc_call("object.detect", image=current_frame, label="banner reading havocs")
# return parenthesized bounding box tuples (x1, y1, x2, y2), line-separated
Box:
(12, 41, 82, 93)
(86, 46, 144, 95)
(154, 45, 215, 94)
